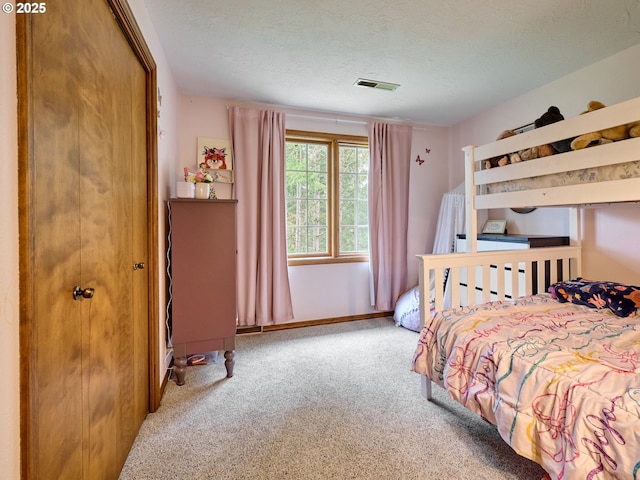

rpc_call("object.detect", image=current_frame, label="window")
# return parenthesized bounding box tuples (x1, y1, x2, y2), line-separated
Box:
(285, 130, 369, 265)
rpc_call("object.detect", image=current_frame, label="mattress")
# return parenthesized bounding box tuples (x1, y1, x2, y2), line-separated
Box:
(487, 159, 640, 194)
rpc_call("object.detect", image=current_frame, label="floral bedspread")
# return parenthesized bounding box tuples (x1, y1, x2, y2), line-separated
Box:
(412, 294, 640, 480)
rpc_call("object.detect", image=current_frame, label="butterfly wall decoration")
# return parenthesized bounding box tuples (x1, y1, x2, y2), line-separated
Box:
(415, 147, 431, 165)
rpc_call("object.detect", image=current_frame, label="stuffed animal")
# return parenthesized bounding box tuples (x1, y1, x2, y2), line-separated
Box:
(515, 143, 555, 162)
(484, 129, 515, 169)
(534, 106, 574, 153)
(508, 107, 559, 163)
(485, 117, 556, 168)
(571, 101, 640, 150)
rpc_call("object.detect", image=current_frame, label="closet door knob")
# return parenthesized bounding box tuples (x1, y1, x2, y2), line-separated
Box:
(133, 262, 145, 270)
(72, 286, 95, 301)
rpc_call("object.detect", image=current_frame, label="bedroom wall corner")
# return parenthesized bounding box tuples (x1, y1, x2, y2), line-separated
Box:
(128, 0, 180, 389)
(406, 125, 450, 286)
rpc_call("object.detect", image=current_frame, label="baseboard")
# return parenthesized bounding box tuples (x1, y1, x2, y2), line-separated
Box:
(236, 311, 393, 335)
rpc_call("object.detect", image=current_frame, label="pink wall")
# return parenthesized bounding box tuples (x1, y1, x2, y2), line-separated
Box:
(581, 204, 640, 284)
(176, 96, 234, 199)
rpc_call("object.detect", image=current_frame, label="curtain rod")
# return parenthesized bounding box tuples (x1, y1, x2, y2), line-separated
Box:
(226, 105, 426, 130)
(286, 113, 367, 125)
(285, 113, 426, 131)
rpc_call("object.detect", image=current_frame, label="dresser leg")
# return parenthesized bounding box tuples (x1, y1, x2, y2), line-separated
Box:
(224, 350, 235, 378)
(174, 355, 187, 386)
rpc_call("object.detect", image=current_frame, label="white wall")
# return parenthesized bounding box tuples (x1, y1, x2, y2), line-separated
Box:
(176, 96, 448, 322)
(449, 44, 640, 284)
(0, 2, 179, 476)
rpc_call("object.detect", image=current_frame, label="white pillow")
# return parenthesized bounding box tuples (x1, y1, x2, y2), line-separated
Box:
(393, 286, 422, 332)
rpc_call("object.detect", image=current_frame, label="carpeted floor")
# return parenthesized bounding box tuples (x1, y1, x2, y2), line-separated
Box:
(119, 317, 546, 479)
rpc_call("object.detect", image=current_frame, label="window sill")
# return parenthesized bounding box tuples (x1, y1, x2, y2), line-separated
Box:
(288, 256, 369, 266)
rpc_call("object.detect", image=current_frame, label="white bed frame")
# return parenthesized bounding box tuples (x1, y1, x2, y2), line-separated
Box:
(417, 96, 640, 400)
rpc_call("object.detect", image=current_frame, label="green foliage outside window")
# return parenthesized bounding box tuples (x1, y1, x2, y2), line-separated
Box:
(285, 132, 368, 263)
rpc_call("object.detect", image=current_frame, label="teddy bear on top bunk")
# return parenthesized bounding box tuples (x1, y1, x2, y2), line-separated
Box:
(484, 106, 568, 169)
(569, 100, 640, 150)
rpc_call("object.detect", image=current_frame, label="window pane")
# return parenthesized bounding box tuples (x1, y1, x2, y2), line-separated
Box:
(308, 145, 328, 172)
(307, 199, 327, 226)
(286, 133, 368, 260)
(286, 199, 307, 225)
(285, 171, 308, 198)
(357, 226, 369, 251)
(285, 143, 307, 171)
(356, 200, 368, 225)
(340, 199, 355, 225)
(285, 139, 329, 256)
(357, 148, 369, 172)
(287, 226, 307, 254)
(308, 171, 328, 200)
(308, 226, 327, 254)
(340, 146, 357, 173)
(339, 173, 356, 200)
(357, 172, 368, 199)
(339, 144, 369, 255)
(340, 225, 356, 253)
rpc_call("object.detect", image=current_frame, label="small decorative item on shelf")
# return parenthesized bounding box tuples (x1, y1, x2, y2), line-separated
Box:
(184, 167, 214, 200)
(209, 170, 233, 183)
(194, 182, 210, 199)
(482, 219, 507, 234)
(176, 181, 195, 198)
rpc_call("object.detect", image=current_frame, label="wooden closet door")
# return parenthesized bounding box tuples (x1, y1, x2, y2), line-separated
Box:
(19, 0, 150, 478)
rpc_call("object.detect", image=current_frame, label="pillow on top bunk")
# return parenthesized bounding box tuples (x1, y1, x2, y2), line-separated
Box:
(549, 278, 640, 317)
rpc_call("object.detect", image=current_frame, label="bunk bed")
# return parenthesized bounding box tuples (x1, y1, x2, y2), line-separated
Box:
(411, 96, 640, 480)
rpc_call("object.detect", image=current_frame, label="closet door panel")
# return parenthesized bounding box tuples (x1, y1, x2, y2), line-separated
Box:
(28, 5, 85, 477)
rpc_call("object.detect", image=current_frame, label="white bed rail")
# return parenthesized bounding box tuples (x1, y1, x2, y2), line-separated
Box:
(470, 96, 640, 168)
(417, 245, 582, 316)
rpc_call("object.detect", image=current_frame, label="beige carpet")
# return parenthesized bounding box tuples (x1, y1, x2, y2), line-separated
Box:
(119, 318, 546, 479)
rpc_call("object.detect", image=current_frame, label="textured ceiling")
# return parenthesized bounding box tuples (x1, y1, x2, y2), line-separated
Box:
(144, 0, 640, 126)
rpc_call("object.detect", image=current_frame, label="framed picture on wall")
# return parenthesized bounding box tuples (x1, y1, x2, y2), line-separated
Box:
(482, 219, 507, 234)
(197, 137, 233, 171)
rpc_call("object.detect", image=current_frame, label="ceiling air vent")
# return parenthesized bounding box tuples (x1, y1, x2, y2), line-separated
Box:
(354, 78, 400, 91)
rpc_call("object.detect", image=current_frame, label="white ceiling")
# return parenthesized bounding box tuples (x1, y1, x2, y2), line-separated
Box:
(144, 0, 640, 126)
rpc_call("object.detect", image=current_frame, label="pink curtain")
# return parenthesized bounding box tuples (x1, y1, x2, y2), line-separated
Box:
(228, 107, 294, 326)
(368, 122, 413, 311)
